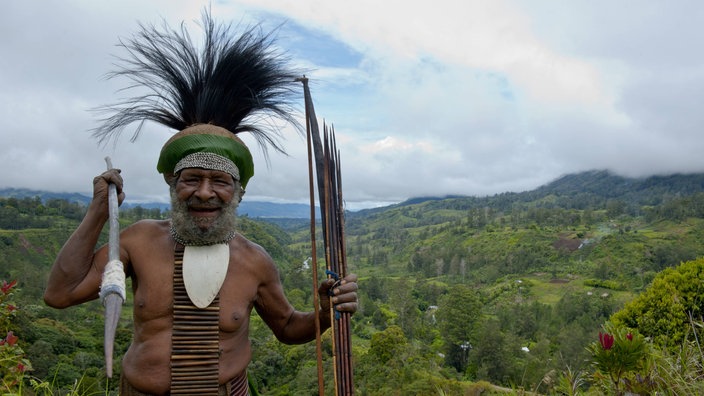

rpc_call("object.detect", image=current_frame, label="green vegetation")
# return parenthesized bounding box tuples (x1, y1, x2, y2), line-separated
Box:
(4, 171, 704, 394)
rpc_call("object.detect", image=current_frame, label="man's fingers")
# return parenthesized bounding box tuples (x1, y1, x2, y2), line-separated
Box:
(94, 169, 125, 204)
(322, 280, 357, 297)
(319, 274, 359, 314)
(104, 169, 123, 188)
(331, 291, 357, 304)
(318, 278, 336, 294)
(333, 301, 358, 313)
(336, 281, 358, 294)
(94, 170, 122, 188)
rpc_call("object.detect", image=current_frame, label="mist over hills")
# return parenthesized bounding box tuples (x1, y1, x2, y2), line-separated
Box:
(3, 170, 704, 218)
(351, 170, 704, 217)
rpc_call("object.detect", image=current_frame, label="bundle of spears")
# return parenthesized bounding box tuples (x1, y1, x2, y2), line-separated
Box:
(299, 77, 354, 396)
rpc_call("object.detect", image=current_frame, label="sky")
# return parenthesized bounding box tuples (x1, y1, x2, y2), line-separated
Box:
(2, 1, 704, 210)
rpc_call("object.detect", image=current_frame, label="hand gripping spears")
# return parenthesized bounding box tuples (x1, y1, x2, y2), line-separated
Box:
(100, 157, 126, 378)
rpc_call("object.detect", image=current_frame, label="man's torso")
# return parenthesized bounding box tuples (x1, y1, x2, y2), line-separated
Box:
(118, 220, 262, 394)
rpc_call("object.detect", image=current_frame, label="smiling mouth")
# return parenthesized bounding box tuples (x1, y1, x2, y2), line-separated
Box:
(189, 206, 221, 215)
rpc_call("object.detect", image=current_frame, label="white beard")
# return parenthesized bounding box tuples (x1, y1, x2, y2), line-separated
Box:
(169, 186, 238, 245)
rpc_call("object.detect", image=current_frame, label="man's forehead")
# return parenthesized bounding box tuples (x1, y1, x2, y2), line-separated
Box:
(179, 168, 236, 180)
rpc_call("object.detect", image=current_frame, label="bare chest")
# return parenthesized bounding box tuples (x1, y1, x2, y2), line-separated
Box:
(130, 249, 259, 333)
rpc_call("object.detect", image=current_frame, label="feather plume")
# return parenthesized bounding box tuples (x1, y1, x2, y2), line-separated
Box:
(92, 10, 302, 155)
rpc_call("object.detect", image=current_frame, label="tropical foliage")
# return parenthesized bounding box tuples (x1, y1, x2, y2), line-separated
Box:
(4, 171, 704, 394)
(1, 279, 32, 394)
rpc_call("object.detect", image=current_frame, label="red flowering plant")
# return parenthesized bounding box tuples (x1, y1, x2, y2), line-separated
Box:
(1, 279, 32, 393)
(588, 322, 649, 394)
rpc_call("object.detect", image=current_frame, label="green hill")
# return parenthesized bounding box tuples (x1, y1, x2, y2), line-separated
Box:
(4, 170, 704, 394)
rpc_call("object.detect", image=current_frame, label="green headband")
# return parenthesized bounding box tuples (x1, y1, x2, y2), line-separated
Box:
(157, 134, 254, 188)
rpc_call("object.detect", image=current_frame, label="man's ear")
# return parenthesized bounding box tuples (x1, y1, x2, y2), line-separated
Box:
(164, 172, 178, 187)
(238, 185, 245, 203)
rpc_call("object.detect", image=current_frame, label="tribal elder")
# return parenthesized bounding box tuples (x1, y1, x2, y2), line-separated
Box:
(43, 12, 358, 396)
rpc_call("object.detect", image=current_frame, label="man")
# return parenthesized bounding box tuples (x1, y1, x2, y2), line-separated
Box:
(43, 11, 358, 396)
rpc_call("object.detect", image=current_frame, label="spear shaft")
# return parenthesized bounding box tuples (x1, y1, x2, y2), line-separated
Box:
(101, 157, 125, 378)
(304, 87, 326, 395)
(323, 127, 353, 395)
(299, 77, 354, 395)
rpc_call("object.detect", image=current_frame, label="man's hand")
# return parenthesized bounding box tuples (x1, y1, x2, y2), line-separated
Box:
(93, 169, 125, 207)
(318, 274, 358, 315)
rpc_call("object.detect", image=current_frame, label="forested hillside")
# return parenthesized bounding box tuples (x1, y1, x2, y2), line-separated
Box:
(3, 170, 704, 394)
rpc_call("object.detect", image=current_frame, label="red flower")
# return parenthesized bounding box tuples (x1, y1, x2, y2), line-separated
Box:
(16, 362, 26, 373)
(1, 280, 17, 294)
(7, 304, 17, 312)
(4, 331, 19, 346)
(599, 332, 614, 350)
(626, 333, 633, 341)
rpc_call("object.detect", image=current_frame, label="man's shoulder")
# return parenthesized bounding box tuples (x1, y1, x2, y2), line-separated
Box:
(124, 219, 170, 235)
(231, 233, 271, 258)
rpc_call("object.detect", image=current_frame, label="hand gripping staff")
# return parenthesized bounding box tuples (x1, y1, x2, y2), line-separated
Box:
(99, 157, 126, 378)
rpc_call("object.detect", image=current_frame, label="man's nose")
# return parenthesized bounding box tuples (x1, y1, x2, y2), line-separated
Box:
(194, 179, 216, 200)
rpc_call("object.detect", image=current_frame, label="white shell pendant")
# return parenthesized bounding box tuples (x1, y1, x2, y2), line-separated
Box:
(182, 243, 230, 308)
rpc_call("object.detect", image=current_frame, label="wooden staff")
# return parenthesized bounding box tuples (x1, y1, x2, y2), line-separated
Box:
(322, 127, 353, 395)
(299, 77, 354, 395)
(100, 157, 125, 378)
(300, 76, 326, 396)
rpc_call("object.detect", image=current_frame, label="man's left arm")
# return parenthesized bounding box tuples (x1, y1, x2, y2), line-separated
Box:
(255, 261, 358, 344)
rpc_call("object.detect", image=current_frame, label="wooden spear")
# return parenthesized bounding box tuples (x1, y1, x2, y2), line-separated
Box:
(100, 157, 125, 378)
(322, 126, 353, 395)
(302, 76, 326, 396)
(299, 76, 354, 395)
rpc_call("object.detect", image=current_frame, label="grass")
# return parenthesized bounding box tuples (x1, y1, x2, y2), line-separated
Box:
(521, 274, 635, 307)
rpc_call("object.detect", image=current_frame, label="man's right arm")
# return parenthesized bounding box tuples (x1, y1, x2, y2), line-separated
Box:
(44, 169, 124, 308)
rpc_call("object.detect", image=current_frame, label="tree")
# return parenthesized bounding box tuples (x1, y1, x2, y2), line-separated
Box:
(467, 318, 518, 384)
(368, 325, 407, 364)
(435, 284, 482, 372)
(388, 278, 421, 338)
(611, 257, 704, 349)
(27, 340, 56, 379)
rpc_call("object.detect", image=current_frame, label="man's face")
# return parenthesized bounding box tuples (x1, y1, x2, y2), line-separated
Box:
(170, 168, 241, 244)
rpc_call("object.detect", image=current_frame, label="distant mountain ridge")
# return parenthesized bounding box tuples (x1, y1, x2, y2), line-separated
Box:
(4, 170, 704, 218)
(532, 170, 704, 198)
(351, 170, 704, 217)
(0, 187, 313, 219)
(0, 188, 93, 205)
(523, 170, 704, 208)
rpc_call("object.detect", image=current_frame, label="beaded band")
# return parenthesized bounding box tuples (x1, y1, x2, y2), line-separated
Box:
(174, 152, 240, 181)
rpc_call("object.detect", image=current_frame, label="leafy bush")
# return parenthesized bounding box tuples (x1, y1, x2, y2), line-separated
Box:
(611, 257, 704, 348)
(587, 323, 649, 393)
(0, 280, 32, 393)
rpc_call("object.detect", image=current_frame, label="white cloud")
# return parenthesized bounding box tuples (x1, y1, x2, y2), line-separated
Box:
(2, 0, 704, 208)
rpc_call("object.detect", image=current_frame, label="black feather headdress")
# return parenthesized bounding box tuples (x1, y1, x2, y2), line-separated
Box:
(93, 10, 302, 187)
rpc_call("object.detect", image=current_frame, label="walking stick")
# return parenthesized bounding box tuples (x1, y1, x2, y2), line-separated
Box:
(100, 157, 126, 378)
